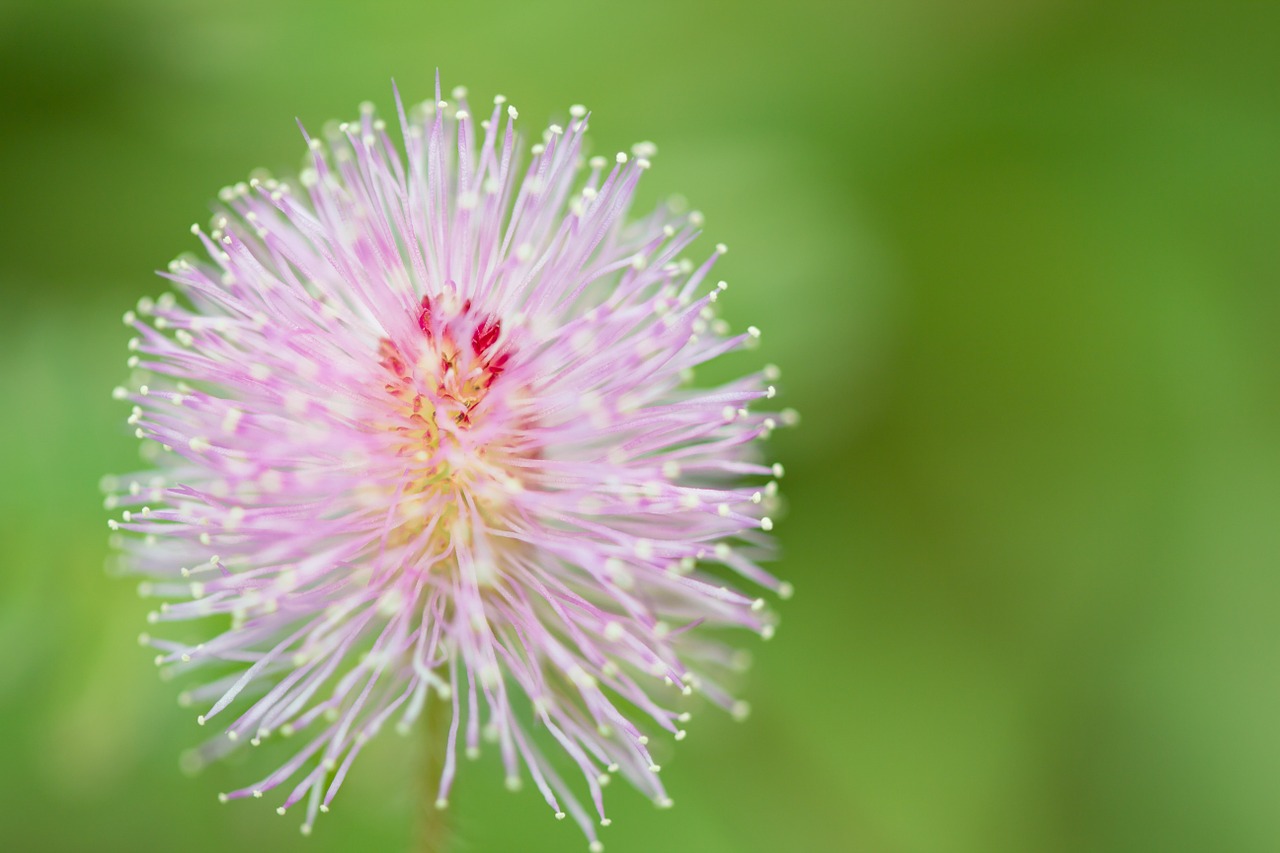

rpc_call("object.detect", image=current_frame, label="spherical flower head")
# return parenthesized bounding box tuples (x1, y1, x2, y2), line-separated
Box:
(107, 79, 791, 845)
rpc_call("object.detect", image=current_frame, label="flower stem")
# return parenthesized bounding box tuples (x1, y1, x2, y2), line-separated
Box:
(417, 687, 451, 853)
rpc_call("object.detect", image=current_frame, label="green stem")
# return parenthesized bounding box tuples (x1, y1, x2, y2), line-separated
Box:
(417, 687, 451, 853)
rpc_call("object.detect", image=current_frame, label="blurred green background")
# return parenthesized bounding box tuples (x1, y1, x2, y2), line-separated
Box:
(2, 1, 1279, 851)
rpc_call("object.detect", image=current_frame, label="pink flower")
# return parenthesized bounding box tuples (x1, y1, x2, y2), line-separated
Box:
(108, 78, 790, 848)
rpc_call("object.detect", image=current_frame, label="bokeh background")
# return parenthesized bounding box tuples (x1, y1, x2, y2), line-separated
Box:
(2, 1, 1279, 851)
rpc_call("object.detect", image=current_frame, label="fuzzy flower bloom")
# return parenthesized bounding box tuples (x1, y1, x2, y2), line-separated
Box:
(107, 80, 790, 847)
